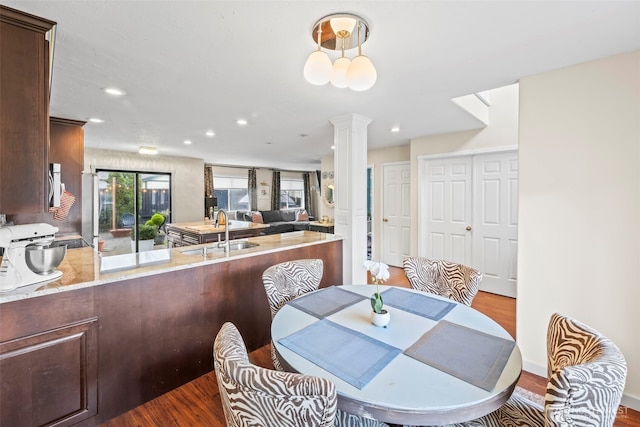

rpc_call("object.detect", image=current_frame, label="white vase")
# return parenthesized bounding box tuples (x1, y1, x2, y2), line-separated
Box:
(371, 309, 390, 327)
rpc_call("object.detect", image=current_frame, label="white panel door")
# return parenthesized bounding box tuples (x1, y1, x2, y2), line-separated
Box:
(421, 157, 473, 265)
(473, 152, 519, 297)
(382, 163, 411, 267)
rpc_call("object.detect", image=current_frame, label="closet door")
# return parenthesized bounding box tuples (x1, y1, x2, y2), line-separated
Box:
(419, 150, 518, 298)
(473, 152, 518, 297)
(419, 156, 473, 265)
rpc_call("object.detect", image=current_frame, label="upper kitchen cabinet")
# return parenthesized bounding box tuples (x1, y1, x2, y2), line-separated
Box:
(0, 6, 55, 224)
(49, 117, 86, 235)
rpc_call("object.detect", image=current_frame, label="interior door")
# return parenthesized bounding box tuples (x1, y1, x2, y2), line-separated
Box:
(473, 152, 518, 297)
(420, 156, 473, 265)
(419, 151, 518, 298)
(381, 162, 411, 267)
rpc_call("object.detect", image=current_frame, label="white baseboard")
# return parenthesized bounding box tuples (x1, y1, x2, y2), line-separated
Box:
(522, 360, 546, 378)
(522, 360, 639, 412)
(621, 394, 640, 413)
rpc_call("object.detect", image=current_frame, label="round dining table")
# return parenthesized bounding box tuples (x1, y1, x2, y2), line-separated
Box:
(271, 285, 522, 426)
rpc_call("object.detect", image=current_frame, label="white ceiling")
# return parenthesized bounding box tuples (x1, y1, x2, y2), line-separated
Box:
(4, 1, 640, 171)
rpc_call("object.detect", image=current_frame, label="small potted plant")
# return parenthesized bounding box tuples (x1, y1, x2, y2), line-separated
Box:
(146, 213, 166, 245)
(364, 260, 390, 327)
(131, 224, 157, 252)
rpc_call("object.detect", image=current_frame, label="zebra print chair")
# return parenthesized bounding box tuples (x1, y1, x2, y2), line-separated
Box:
(443, 312, 627, 427)
(214, 322, 337, 427)
(262, 258, 324, 371)
(402, 257, 482, 306)
(261, 260, 391, 427)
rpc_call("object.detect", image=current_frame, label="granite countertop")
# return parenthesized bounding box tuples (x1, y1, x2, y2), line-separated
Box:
(0, 231, 342, 304)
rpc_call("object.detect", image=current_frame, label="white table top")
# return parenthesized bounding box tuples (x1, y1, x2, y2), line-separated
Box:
(271, 285, 522, 425)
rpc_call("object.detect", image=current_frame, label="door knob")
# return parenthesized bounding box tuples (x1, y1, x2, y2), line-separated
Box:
(466, 225, 472, 231)
(383, 218, 389, 222)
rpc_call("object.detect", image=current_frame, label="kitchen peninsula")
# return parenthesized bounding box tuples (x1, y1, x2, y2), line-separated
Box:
(165, 219, 269, 247)
(0, 231, 343, 426)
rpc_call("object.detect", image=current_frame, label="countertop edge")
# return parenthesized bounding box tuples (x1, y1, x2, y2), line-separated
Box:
(0, 232, 343, 304)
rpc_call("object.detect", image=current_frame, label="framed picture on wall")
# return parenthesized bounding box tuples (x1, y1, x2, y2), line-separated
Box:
(259, 187, 270, 199)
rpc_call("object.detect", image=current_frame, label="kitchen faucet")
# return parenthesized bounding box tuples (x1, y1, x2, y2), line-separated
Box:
(215, 209, 230, 253)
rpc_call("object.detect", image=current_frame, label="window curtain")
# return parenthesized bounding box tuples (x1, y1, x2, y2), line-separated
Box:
(271, 170, 281, 210)
(248, 168, 257, 211)
(303, 172, 314, 218)
(204, 164, 214, 197)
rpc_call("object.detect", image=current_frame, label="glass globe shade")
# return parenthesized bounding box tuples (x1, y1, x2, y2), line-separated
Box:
(330, 56, 351, 88)
(330, 17, 356, 38)
(347, 55, 377, 91)
(303, 50, 333, 85)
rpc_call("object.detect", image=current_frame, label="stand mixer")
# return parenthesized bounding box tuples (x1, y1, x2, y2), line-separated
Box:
(0, 223, 65, 292)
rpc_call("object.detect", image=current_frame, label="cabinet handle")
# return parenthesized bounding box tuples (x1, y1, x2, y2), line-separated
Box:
(466, 226, 472, 231)
(383, 218, 389, 222)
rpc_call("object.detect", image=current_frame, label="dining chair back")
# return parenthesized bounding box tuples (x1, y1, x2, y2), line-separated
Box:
(214, 322, 337, 427)
(262, 258, 324, 319)
(446, 312, 627, 427)
(544, 312, 627, 426)
(261, 262, 391, 427)
(402, 257, 482, 306)
(262, 259, 323, 371)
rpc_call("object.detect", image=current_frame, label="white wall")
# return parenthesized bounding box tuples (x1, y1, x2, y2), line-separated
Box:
(409, 84, 520, 254)
(518, 50, 640, 409)
(84, 148, 204, 223)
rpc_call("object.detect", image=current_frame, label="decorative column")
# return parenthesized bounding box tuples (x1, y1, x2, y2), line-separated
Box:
(330, 113, 371, 284)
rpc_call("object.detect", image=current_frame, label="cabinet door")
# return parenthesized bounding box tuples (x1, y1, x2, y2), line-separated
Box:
(0, 318, 98, 427)
(49, 117, 85, 235)
(0, 6, 54, 222)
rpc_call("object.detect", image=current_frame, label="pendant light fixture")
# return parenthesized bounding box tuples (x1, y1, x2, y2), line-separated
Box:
(346, 22, 377, 91)
(303, 13, 376, 91)
(303, 26, 333, 85)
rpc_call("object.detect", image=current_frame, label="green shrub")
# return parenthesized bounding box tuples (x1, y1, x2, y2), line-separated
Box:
(145, 213, 165, 227)
(131, 224, 157, 240)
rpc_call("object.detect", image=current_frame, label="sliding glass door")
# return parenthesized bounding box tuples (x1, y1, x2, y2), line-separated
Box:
(97, 169, 171, 255)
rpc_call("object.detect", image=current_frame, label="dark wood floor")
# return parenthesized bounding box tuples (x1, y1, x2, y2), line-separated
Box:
(102, 267, 639, 427)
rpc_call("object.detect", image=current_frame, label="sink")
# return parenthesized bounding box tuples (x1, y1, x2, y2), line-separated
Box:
(180, 247, 215, 256)
(180, 241, 259, 256)
(228, 241, 259, 250)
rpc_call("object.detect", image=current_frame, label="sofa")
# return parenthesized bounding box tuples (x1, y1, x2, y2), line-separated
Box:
(234, 209, 311, 235)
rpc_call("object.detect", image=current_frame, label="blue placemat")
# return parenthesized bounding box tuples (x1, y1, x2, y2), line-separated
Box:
(286, 286, 367, 318)
(279, 319, 402, 389)
(380, 287, 456, 320)
(404, 320, 516, 391)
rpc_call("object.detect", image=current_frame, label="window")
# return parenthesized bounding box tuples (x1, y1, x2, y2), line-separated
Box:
(280, 176, 304, 210)
(213, 175, 248, 211)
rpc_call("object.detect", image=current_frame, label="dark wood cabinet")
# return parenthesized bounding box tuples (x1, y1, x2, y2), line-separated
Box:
(0, 6, 85, 237)
(49, 117, 86, 236)
(0, 240, 343, 426)
(0, 288, 98, 427)
(0, 5, 55, 224)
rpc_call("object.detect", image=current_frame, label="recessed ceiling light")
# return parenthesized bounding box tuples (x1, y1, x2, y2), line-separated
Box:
(89, 118, 104, 123)
(139, 146, 158, 155)
(391, 126, 400, 133)
(103, 87, 126, 96)
(205, 130, 215, 137)
(236, 119, 248, 126)
(184, 140, 192, 145)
